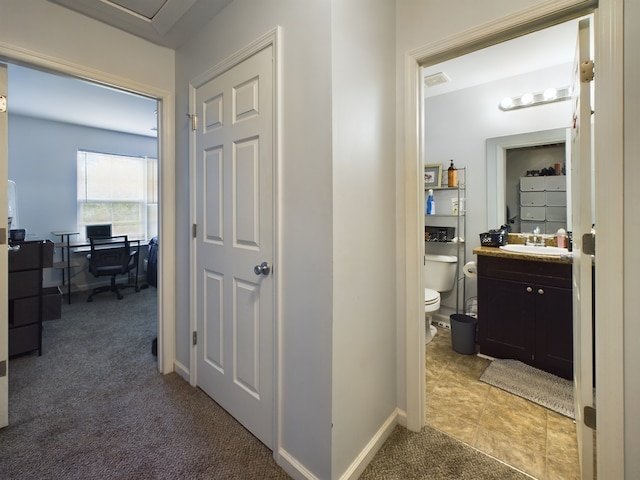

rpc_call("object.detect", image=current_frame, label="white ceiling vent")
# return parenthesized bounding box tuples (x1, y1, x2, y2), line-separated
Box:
(424, 72, 450, 88)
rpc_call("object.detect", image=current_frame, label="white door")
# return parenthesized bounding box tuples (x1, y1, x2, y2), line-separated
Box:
(0, 63, 8, 428)
(194, 46, 274, 448)
(570, 17, 595, 480)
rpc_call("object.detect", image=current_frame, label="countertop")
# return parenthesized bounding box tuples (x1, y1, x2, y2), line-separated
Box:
(472, 246, 572, 265)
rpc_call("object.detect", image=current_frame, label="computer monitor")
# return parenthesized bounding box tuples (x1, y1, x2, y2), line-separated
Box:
(86, 224, 112, 239)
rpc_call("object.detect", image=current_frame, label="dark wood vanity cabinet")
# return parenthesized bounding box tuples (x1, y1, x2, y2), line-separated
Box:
(477, 255, 573, 379)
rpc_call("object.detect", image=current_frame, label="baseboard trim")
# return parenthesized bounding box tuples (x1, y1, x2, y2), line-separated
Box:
(339, 408, 400, 480)
(276, 447, 320, 480)
(173, 361, 189, 382)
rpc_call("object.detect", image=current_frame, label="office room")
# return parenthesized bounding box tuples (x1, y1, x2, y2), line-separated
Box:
(6, 63, 159, 353)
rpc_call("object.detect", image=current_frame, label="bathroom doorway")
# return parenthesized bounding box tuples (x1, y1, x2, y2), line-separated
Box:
(421, 17, 586, 477)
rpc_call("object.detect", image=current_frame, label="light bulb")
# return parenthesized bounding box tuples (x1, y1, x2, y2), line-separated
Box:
(500, 97, 513, 110)
(543, 87, 557, 100)
(521, 92, 534, 105)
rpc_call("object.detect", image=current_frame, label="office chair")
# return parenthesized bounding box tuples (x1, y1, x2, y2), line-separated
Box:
(87, 235, 140, 302)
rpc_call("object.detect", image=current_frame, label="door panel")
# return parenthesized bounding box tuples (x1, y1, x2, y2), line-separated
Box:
(0, 63, 7, 428)
(571, 17, 595, 479)
(195, 46, 274, 448)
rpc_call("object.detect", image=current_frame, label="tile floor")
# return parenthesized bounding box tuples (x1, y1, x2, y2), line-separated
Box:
(425, 326, 580, 480)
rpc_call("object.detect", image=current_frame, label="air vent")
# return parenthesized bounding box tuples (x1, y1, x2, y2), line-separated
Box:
(424, 72, 450, 88)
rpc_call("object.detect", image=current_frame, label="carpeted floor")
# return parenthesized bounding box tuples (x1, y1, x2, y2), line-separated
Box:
(0, 288, 289, 480)
(1, 287, 533, 479)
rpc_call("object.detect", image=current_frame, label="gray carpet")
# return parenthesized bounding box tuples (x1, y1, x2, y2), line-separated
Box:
(480, 358, 574, 418)
(360, 425, 532, 480)
(0, 287, 289, 480)
(1, 287, 534, 479)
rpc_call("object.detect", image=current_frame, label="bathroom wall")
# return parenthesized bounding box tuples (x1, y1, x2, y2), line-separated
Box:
(424, 62, 573, 307)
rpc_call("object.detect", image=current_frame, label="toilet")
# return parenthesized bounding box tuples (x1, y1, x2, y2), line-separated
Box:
(424, 254, 458, 344)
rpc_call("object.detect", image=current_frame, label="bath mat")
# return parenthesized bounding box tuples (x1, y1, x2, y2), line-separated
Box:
(479, 358, 574, 418)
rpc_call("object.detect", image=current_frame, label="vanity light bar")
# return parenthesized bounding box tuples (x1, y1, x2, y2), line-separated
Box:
(499, 86, 572, 111)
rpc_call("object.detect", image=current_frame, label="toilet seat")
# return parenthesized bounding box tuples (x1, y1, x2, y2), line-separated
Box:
(424, 287, 440, 313)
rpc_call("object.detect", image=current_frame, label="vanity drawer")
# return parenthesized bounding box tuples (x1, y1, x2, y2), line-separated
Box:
(477, 255, 571, 288)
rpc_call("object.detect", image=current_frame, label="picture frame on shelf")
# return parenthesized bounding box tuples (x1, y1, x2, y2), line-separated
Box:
(424, 164, 442, 189)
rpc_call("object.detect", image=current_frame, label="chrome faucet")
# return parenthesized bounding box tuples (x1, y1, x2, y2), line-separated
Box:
(526, 227, 546, 246)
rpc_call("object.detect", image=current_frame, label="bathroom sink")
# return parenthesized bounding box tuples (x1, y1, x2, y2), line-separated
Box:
(499, 244, 571, 256)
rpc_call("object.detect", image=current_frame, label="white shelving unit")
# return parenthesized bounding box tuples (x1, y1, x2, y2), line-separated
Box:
(424, 167, 466, 314)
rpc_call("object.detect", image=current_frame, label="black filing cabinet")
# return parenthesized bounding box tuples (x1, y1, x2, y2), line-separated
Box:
(8, 240, 54, 356)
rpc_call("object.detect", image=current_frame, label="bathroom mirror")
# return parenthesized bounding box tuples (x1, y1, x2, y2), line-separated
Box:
(486, 128, 572, 233)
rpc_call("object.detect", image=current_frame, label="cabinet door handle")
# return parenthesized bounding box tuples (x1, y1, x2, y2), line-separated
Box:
(538, 288, 544, 295)
(526, 286, 533, 293)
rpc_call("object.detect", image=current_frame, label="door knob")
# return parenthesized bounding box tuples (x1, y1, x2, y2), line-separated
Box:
(254, 261, 271, 276)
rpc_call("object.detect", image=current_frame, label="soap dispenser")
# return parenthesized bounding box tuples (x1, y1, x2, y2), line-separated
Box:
(447, 160, 458, 187)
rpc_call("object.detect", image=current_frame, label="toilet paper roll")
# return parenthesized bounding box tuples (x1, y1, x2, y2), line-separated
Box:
(463, 261, 477, 278)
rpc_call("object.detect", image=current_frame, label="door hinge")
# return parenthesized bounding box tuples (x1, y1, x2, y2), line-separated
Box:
(584, 405, 596, 429)
(186, 113, 197, 131)
(192, 331, 197, 346)
(0, 95, 6, 113)
(582, 232, 596, 256)
(0, 360, 6, 377)
(581, 60, 595, 83)
(192, 224, 197, 239)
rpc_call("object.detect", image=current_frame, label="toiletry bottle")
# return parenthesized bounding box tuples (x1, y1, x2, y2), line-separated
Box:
(426, 189, 435, 215)
(556, 228, 567, 248)
(447, 159, 457, 187)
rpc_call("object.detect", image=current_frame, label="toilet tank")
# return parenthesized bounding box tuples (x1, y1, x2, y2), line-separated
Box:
(424, 254, 458, 292)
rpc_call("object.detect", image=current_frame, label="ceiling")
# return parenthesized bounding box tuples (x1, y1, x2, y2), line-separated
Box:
(7, 63, 159, 138)
(6, 8, 581, 138)
(423, 18, 580, 97)
(47, 0, 233, 49)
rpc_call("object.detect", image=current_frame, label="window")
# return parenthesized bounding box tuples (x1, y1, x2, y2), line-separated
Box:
(77, 150, 157, 243)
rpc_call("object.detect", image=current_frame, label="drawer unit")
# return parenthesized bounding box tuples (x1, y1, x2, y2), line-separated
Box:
(544, 176, 566, 191)
(546, 191, 567, 206)
(520, 191, 546, 206)
(521, 206, 545, 221)
(520, 176, 546, 191)
(8, 240, 54, 357)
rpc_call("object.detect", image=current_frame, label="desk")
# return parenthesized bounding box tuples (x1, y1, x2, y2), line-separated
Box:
(52, 231, 145, 304)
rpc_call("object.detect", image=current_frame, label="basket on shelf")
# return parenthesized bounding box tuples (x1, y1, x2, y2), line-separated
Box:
(479, 227, 508, 247)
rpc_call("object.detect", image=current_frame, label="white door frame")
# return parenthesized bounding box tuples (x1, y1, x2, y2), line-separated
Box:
(0, 45, 176, 375)
(188, 26, 281, 446)
(401, 0, 624, 476)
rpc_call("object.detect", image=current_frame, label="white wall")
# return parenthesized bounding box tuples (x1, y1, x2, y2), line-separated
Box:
(0, 0, 174, 92)
(175, 1, 334, 478)
(330, 1, 397, 478)
(8, 114, 157, 288)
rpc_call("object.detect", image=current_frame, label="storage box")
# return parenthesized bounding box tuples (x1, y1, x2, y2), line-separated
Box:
(520, 206, 545, 221)
(520, 176, 545, 191)
(43, 286, 62, 321)
(546, 191, 567, 206)
(520, 191, 545, 206)
(546, 206, 567, 222)
(544, 176, 566, 191)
